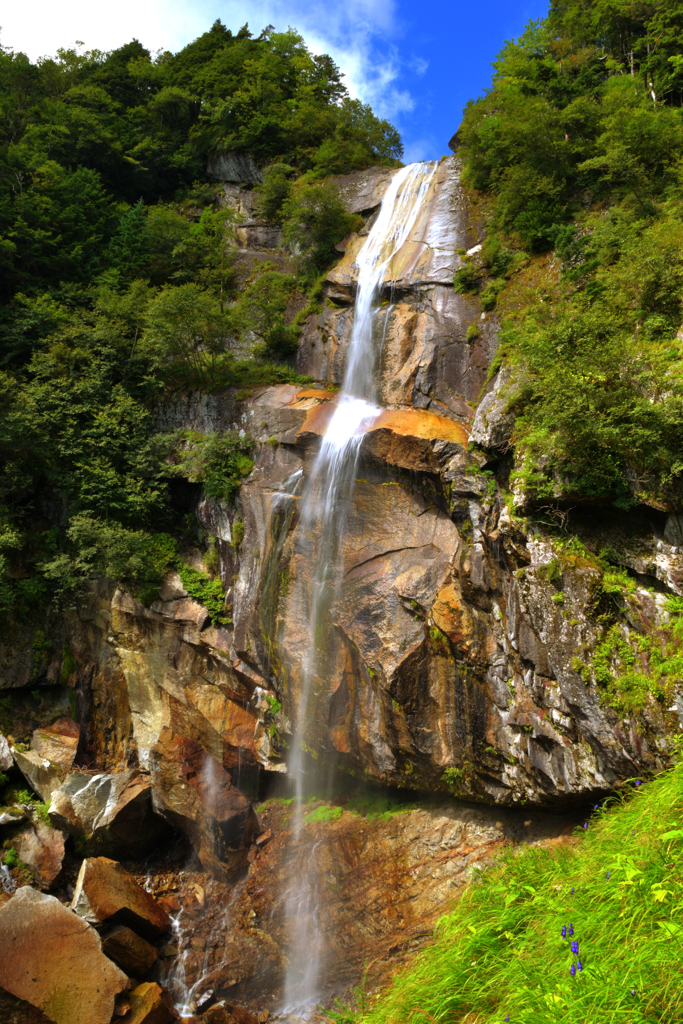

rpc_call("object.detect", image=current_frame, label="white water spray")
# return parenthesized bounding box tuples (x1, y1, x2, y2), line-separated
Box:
(280, 161, 438, 1019)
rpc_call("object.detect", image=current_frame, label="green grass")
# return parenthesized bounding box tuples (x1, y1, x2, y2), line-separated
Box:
(330, 758, 683, 1024)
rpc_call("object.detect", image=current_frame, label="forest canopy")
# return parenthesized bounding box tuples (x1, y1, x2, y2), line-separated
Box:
(456, 0, 683, 510)
(0, 22, 401, 620)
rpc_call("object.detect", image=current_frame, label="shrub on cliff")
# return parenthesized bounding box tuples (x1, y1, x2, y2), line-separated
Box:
(282, 181, 362, 274)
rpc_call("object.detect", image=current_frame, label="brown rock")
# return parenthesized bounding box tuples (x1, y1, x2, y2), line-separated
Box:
(71, 858, 171, 940)
(12, 815, 66, 890)
(119, 983, 176, 1024)
(149, 729, 258, 880)
(201, 1006, 257, 1024)
(0, 886, 128, 1024)
(30, 719, 79, 771)
(101, 924, 159, 976)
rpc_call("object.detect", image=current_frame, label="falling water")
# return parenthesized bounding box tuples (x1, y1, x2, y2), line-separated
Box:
(280, 161, 438, 1019)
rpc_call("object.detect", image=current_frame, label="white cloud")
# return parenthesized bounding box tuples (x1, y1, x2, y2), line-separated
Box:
(1, 0, 417, 125)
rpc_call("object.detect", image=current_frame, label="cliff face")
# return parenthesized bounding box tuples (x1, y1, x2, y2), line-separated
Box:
(3, 158, 682, 828)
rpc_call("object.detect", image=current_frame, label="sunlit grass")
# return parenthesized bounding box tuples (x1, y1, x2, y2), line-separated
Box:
(330, 757, 683, 1024)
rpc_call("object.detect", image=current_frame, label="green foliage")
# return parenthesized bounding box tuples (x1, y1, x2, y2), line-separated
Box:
(232, 272, 299, 357)
(461, 0, 683, 508)
(453, 261, 481, 294)
(169, 430, 254, 504)
(282, 181, 362, 274)
(176, 561, 229, 626)
(254, 164, 295, 224)
(231, 517, 245, 549)
(2, 847, 19, 869)
(342, 761, 683, 1024)
(34, 802, 52, 826)
(589, 596, 683, 715)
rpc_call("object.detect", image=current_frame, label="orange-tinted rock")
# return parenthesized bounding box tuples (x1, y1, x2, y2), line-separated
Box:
(149, 729, 258, 880)
(71, 857, 171, 940)
(0, 886, 128, 1024)
(431, 582, 487, 667)
(119, 983, 176, 1024)
(101, 925, 159, 976)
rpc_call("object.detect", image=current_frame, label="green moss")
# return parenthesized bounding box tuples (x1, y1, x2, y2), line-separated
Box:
(231, 518, 245, 550)
(304, 803, 344, 824)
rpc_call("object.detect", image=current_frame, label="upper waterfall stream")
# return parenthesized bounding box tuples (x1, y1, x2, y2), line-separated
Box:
(281, 160, 438, 1020)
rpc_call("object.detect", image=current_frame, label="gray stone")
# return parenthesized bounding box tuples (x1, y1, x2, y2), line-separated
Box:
(207, 152, 262, 184)
(0, 733, 12, 772)
(12, 748, 63, 801)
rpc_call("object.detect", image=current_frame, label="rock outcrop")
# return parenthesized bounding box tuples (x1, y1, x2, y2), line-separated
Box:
(0, 886, 129, 1024)
(71, 857, 171, 939)
(48, 771, 170, 857)
(149, 729, 258, 879)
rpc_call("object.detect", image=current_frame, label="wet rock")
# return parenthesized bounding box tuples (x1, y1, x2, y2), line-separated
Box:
(119, 983, 176, 1024)
(201, 1005, 257, 1024)
(11, 813, 65, 890)
(71, 857, 171, 940)
(48, 771, 170, 856)
(0, 733, 12, 772)
(0, 886, 128, 1024)
(0, 806, 25, 827)
(11, 749, 63, 802)
(149, 729, 258, 879)
(30, 719, 79, 771)
(101, 925, 159, 976)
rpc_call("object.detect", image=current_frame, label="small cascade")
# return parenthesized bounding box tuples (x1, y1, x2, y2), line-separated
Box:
(161, 880, 246, 1018)
(280, 160, 438, 1019)
(1, 863, 16, 896)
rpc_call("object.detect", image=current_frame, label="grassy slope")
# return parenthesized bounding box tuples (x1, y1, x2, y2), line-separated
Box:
(335, 757, 683, 1024)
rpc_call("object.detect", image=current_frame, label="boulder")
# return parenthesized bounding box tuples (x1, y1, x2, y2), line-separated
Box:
(0, 806, 26, 827)
(119, 983, 176, 1024)
(0, 733, 12, 772)
(201, 1004, 257, 1024)
(11, 749, 63, 801)
(0, 886, 128, 1024)
(30, 719, 79, 771)
(48, 771, 170, 856)
(149, 728, 258, 879)
(101, 925, 159, 976)
(71, 857, 171, 940)
(11, 814, 65, 889)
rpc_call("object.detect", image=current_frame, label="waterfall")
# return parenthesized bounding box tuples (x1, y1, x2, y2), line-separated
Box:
(280, 160, 438, 1020)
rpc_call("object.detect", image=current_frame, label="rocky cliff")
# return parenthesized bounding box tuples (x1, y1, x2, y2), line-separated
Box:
(3, 157, 681, 825)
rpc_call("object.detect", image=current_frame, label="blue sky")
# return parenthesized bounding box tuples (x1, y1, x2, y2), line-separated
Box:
(2, 0, 550, 161)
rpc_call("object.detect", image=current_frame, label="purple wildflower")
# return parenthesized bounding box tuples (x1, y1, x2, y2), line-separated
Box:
(583, 823, 588, 830)
(562, 925, 567, 938)
(577, 960, 583, 972)
(568, 923, 574, 937)
(606, 870, 610, 879)
(631, 990, 635, 996)
(635, 780, 642, 787)
(571, 941, 579, 955)
(570, 887, 574, 895)
(570, 964, 576, 977)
